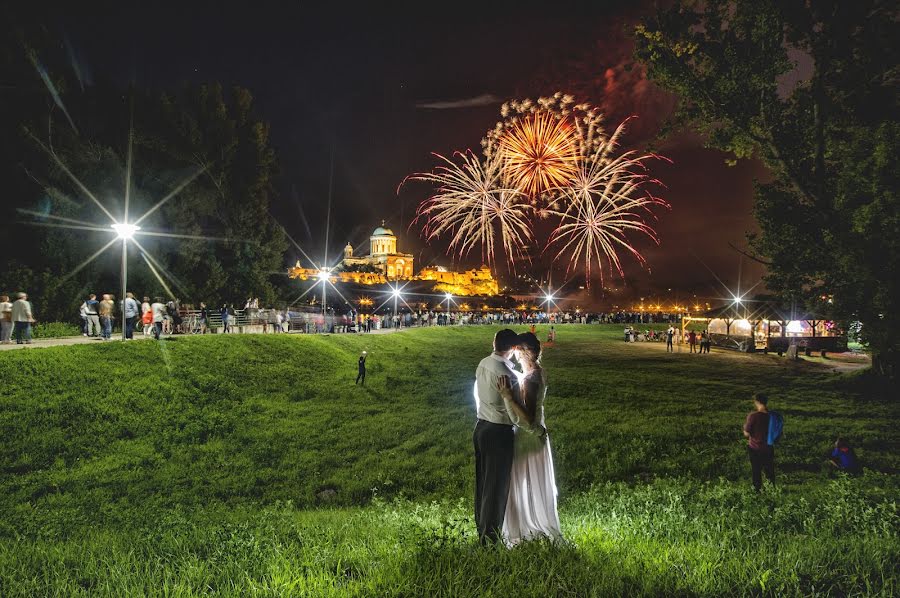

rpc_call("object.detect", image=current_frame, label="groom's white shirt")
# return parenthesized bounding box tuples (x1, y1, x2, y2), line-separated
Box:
(474, 353, 520, 426)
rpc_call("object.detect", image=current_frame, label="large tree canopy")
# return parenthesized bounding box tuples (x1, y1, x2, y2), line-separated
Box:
(0, 23, 287, 322)
(635, 0, 899, 377)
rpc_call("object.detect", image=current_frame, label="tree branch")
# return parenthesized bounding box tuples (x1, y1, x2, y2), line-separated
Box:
(728, 242, 773, 266)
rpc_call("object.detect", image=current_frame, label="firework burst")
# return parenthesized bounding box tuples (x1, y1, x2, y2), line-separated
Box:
(495, 110, 578, 200)
(547, 120, 669, 284)
(406, 93, 669, 285)
(406, 150, 533, 268)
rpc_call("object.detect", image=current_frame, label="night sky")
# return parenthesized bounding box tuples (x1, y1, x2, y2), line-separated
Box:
(24, 3, 767, 305)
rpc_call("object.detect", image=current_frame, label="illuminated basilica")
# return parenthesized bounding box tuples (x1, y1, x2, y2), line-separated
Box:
(288, 222, 499, 296)
(340, 222, 414, 279)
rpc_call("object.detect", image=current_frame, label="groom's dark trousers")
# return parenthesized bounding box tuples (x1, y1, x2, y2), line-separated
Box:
(474, 419, 515, 544)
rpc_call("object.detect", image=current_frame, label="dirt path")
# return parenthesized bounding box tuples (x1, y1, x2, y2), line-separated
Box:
(624, 337, 871, 373)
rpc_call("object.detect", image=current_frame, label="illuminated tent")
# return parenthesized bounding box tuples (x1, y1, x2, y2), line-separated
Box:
(682, 297, 847, 356)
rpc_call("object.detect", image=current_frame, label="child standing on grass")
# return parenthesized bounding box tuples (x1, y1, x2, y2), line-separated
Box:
(356, 351, 367, 386)
(743, 393, 776, 491)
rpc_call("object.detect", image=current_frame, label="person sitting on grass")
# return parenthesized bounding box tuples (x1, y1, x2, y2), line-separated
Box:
(829, 437, 860, 474)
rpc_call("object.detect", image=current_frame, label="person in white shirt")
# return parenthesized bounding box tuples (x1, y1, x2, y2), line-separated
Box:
(0, 295, 12, 344)
(11, 292, 34, 344)
(473, 328, 521, 545)
(79, 300, 88, 336)
(151, 299, 166, 340)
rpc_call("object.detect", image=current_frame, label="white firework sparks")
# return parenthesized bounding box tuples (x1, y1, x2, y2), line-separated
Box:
(408, 150, 533, 268)
(547, 120, 669, 283)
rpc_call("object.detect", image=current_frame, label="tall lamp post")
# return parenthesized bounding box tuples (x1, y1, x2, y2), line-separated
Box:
(393, 287, 402, 318)
(317, 270, 330, 316)
(111, 223, 139, 340)
(444, 292, 452, 313)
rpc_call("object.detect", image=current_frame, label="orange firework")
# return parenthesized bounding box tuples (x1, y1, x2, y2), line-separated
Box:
(496, 111, 578, 199)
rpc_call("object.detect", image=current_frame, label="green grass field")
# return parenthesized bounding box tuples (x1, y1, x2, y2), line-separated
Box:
(1, 325, 897, 596)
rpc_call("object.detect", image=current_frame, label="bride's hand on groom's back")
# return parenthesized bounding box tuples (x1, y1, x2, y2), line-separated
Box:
(497, 375, 514, 401)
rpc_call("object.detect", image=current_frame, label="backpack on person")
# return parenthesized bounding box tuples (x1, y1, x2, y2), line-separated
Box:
(767, 411, 784, 445)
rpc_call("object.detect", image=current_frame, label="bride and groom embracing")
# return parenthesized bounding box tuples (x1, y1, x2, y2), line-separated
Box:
(473, 328, 563, 546)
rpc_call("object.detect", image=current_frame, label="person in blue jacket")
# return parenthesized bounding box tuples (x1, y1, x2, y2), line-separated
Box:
(829, 437, 860, 474)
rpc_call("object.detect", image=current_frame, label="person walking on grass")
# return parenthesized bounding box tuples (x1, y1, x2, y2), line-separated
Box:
(688, 330, 697, 353)
(0, 294, 13, 344)
(356, 351, 367, 385)
(666, 326, 674, 352)
(743, 393, 778, 491)
(12, 292, 34, 344)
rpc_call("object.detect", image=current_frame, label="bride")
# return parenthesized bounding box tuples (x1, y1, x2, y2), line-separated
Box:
(498, 332, 563, 546)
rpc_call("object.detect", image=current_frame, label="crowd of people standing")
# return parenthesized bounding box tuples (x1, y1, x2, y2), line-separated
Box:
(0, 293, 35, 345)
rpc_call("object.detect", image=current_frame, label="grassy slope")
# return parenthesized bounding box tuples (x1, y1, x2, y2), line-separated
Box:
(0, 326, 897, 596)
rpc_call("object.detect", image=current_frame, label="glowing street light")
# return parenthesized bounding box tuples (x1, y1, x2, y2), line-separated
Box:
(392, 286, 403, 314)
(21, 106, 216, 343)
(444, 292, 453, 312)
(388, 285, 405, 319)
(111, 222, 140, 340)
(315, 269, 333, 316)
(539, 287, 559, 321)
(111, 222, 139, 239)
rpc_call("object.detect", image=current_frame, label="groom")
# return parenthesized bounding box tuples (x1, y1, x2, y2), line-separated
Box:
(473, 328, 520, 544)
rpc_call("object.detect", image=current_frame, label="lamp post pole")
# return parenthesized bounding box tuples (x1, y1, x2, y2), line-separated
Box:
(120, 238, 127, 341)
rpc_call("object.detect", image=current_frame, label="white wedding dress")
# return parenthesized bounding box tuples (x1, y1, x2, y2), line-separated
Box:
(503, 370, 563, 546)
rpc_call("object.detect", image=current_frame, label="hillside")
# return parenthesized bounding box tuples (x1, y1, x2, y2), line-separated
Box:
(0, 326, 897, 596)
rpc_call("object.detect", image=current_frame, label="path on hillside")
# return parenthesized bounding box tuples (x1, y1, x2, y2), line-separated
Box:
(0, 326, 412, 351)
(625, 335, 871, 373)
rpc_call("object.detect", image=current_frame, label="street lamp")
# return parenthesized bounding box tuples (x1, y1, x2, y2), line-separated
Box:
(317, 269, 331, 316)
(111, 222, 140, 340)
(392, 286, 402, 318)
(444, 292, 452, 313)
